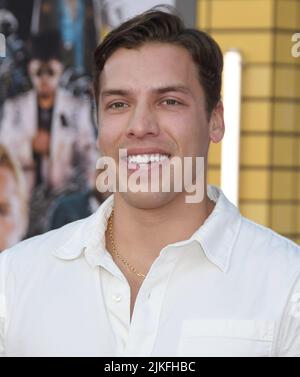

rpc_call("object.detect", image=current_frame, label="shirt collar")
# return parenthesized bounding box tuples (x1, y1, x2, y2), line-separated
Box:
(52, 186, 241, 272)
(189, 185, 242, 273)
(52, 194, 114, 266)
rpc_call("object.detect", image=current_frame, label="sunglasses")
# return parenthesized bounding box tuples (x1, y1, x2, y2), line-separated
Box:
(33, 67, 58, 77)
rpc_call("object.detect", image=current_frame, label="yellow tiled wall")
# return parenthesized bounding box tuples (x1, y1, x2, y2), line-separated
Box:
(198, 0, 300, 244)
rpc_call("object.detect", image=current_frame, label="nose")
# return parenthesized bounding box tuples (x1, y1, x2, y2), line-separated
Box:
(126, 101, 160, 139)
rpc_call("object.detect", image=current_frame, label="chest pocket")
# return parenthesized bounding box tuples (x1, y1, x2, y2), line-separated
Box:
(177, 319, 275, 357)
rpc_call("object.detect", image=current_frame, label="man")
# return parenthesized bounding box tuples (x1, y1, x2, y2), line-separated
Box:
(0, 30, 96, 194)
(0, 144, 28, 252)
(0, 9, 300, 357)
(0, 30, 97, 236)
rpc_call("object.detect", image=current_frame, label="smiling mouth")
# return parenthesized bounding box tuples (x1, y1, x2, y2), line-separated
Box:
(127, 153, 170, 166)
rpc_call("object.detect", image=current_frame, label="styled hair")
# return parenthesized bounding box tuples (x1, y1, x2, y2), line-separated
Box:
(0, 144, 28, 234)
(29, 30, 63, 62)
(93, 7, 223, 116)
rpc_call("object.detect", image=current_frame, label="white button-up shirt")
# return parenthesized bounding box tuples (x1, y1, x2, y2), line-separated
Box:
(1, 186, 300, 357)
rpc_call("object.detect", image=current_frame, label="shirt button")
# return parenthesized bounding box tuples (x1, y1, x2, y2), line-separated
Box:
(112, 293, 122, 302)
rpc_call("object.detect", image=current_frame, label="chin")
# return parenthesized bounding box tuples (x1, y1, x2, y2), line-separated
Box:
(118, 190, 180, 210)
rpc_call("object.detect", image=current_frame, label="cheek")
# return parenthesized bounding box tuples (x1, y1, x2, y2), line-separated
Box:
(163, 111, 209, 155)
(187, 112, 210, 153)
(98, 114, 125, 155)
(98, 125, 118, 156)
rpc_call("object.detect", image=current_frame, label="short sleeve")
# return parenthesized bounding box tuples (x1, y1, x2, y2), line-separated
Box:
(277, 274, 300, 357)
(0, 252, 7, 357)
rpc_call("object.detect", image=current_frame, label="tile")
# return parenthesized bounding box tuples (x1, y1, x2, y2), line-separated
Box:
(276, 33, 300, 65)
(297, 138, 300, 167)
(197, 0, 210, 30)
(240, 135, 271, 166)
(242, 66, 273, 98)
(212, 32, 273, 64)
(274, 103, 299, 132)
(211, 0, 273, 29)
(240, 203, 269, 227)
(240, 170, 270, 200)
(207, 167, 221, 186)
(241, 101, 272, 131)
(272, 136, 297, 166)
(297, 205, 300, 233)
(208, 141, 222, 165)
(271, 204, 297, 234)
(276, 0, 300, 29)
(275, 67, 300, 99)
(271, 171, 296, 200)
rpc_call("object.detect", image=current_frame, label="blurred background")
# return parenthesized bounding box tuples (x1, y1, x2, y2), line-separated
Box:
(0, 0, 299, 250)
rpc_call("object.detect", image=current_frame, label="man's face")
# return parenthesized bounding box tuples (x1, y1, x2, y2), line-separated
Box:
(98, 43, 224, 209)
(28, 59, 63, 97)
(0, 167, 23, 252)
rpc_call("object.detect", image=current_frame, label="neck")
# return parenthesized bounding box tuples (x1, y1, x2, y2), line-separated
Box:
(110, 188, 215, 267)
(38, 93, 55, 109)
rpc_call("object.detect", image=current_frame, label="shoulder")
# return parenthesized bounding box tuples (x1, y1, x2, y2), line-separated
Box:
(238, 216, 300, 276)
(4, 90, 34, 106)
(0, 217, 88, 274)
(240, 216, 300, 255)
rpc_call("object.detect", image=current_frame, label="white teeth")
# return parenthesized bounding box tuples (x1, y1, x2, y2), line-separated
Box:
(128, 154, 169, 165)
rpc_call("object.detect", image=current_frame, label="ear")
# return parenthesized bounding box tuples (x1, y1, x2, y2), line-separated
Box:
(209, 101, 225, 143)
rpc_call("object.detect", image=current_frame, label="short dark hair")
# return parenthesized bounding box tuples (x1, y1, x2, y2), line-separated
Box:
(93, 7, 223, 117)
(29, 30, 63, 62)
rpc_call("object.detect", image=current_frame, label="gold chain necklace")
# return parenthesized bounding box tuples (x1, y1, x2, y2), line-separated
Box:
(108, 209, 145, 279)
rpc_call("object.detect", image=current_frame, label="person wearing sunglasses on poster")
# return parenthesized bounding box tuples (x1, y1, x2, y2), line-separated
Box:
(0, 30, 97, 236)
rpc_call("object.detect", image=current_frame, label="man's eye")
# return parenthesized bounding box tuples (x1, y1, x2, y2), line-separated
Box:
(109, 102, 129, 110)
(161, 99, 181, 106)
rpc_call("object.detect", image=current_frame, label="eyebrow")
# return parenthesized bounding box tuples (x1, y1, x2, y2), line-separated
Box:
(101, 89, 130, 97)
(101, 85, 192, 98)
(155, 85, 191, 95)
